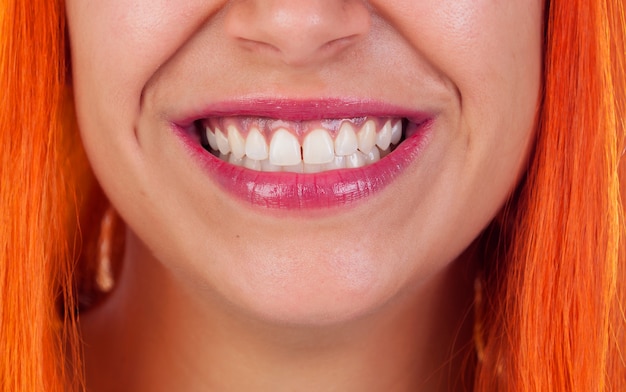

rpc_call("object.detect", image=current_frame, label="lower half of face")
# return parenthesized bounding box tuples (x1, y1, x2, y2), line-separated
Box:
(66, 0, 543, 325)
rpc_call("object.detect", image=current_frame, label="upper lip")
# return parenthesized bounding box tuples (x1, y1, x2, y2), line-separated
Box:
(172, 98, 433, 128)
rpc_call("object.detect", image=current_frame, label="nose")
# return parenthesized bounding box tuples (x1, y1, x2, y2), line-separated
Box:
(224, 0, 371, 66)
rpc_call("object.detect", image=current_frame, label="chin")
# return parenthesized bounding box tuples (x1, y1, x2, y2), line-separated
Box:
(196, 248, 422, 328)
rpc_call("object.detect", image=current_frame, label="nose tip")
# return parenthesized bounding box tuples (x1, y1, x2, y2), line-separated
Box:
(224, 0, 371, 66)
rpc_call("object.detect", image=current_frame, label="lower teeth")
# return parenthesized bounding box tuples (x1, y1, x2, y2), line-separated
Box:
(210, 145, 393, 173)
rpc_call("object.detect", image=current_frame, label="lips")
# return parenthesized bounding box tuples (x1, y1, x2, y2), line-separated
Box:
(174, 101, 434, 210)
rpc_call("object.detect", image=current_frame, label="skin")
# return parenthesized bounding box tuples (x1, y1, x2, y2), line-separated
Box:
(67, 1, 543, 391)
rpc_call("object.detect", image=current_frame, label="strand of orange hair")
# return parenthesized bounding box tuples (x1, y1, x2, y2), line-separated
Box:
(0, 0, 83, 390)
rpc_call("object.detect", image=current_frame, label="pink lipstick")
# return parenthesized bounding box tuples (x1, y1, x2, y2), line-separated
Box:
(174, 100, 434, 210)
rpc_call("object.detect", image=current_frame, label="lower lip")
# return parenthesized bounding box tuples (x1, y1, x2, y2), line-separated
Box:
(175, 120, 433, 210)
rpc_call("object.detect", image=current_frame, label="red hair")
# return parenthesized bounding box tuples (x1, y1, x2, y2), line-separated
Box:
(0, 1, 624, 391)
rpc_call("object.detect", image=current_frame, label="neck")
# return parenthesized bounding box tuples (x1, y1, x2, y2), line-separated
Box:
(81, 233, 476, 392)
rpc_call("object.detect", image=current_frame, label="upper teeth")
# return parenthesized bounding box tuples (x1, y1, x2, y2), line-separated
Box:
(203, 117, 403, 173)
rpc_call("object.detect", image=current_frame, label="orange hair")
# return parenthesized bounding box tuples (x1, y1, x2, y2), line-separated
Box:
(475, 0, 626, 390)
(0, 1, 624, 391)
(0, 1, 85, 390)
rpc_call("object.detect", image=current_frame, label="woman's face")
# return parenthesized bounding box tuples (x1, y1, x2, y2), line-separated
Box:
(67, 1, 542, 324)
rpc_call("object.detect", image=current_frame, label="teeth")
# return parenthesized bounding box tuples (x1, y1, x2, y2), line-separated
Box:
(357, 120, 377, 154)
(346, 151, 366, 168)
(215, 128, 231, 155)
(227, 125, 246, 159)
(261, 159, 282, 172)
(228, 153, 244, 166)
(245, 127, 269, 160)
(303, 129, 334, 164)
(334, 122, 358, 156)
(206, 128, 219, 151)
(269, 128, 302, 166)
(391, 121, 403, 145)
(324, 155, 346, 171)
(244, 157, 262, 171)
(282, 161, 304, 173)
(203, 117, 405, 173)
(363, 146, 380, 164)
(303, 163, 325, 173)
(376, 121, 392, 150)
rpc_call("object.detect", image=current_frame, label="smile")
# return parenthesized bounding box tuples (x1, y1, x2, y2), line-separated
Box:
(198, 116, 404, 173)
(176, 100, 434, 210)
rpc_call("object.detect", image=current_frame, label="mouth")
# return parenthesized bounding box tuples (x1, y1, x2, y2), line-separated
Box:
(175, 100, 434, 210)
(195, 116, 405, 173)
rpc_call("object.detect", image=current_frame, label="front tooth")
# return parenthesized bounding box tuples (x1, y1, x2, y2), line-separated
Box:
(245, 127, 269, 160)
(205, 127, 219, 151)
(215, 128, 231, 155)
(357, 120, 377, 154)
(269, 128, 302, 166)
(303, 129, 334, 164)
(334, 122, 358, 156)
(227, 125, 246, 159)
(376, 121, 392, 150)
(391, 121, 402, 145)
(346, 151, 366, 168)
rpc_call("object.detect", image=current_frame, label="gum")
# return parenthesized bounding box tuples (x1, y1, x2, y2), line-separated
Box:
(201, 116, 402, 142)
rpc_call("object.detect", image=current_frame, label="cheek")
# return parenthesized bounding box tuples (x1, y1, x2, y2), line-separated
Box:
(389, 1, 542, 263)
(65, 0, 221, 211)
(424, 1, 543, 173)
(66, 0, 215, 122)
(380, 0, 543, 108)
